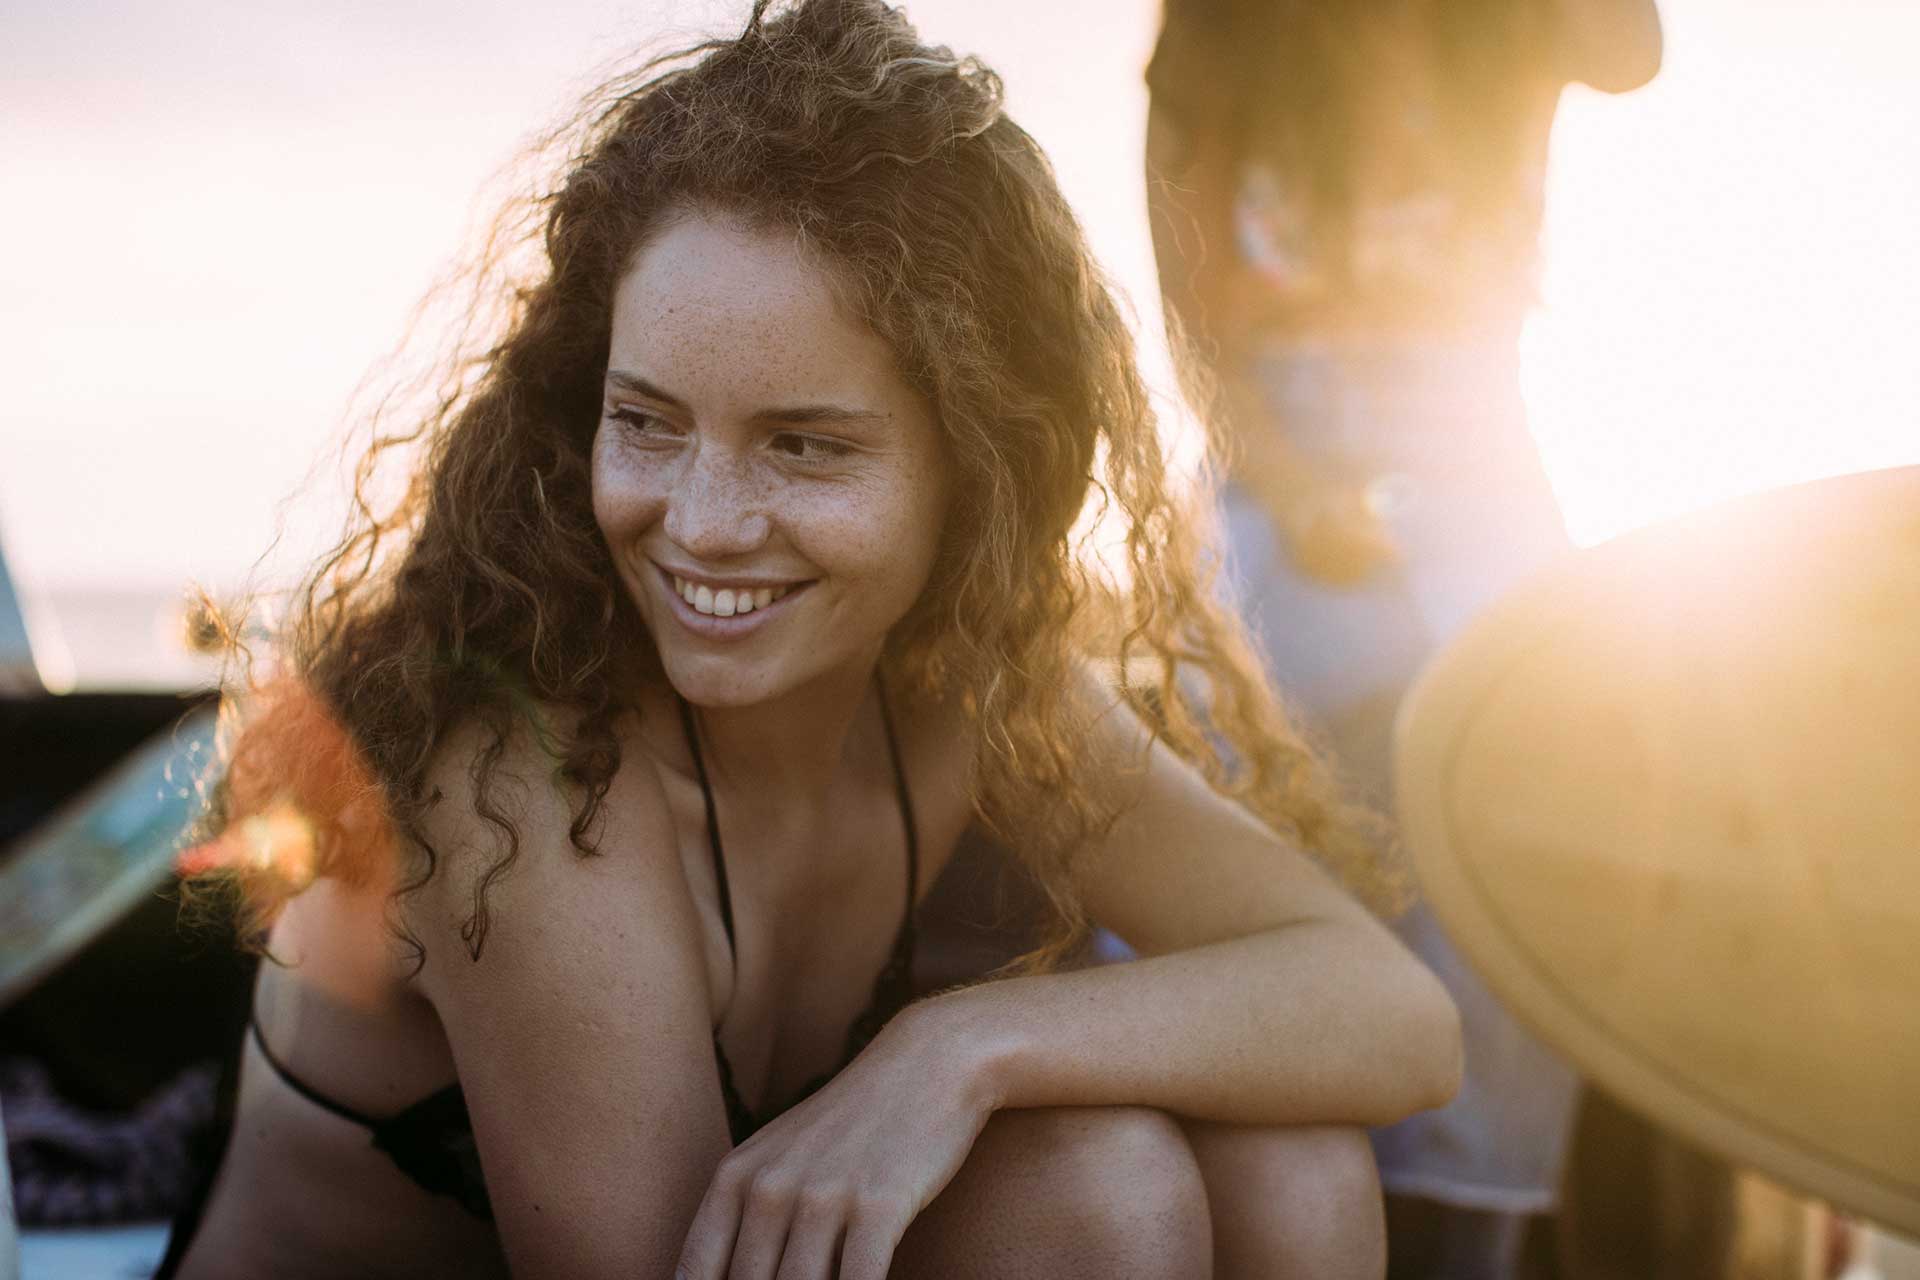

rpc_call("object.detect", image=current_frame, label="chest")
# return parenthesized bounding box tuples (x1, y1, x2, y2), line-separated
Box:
(668, 761, 967, 1114)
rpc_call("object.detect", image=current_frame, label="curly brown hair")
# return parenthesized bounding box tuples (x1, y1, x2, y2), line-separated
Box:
(198, 0, 1399, 968)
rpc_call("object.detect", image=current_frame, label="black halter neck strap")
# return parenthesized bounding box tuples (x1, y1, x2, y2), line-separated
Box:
(675, 692, 735, 950)
(674, 680, 921, 1141)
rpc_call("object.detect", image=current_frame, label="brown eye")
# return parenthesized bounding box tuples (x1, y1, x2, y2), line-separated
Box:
(606, 406, 682, 443)
(771, 433, 855, 464)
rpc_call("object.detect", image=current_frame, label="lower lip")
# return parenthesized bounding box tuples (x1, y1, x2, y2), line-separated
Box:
(654, 567, 810, 641)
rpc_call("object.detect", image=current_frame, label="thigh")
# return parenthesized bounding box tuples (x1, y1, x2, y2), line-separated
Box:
(891, 1106, 1209, 1280)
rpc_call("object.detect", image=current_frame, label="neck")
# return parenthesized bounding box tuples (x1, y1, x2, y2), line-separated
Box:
(681, 658, 880, 800)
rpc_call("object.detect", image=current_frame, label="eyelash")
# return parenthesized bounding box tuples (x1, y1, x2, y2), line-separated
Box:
(770, 433, 856, 465)
(603, 406, 857, 467)
(605, 406, 680, 441)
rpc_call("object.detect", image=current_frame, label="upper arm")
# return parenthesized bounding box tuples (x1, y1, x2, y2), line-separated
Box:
(1068, 678, 1376, 959)
(405, 722, 727, 1278)
(1550, 0, 1663, 93)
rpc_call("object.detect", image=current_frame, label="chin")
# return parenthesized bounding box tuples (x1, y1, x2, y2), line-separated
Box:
(658, 655, 760, 708)
(656, 647, 800, 709)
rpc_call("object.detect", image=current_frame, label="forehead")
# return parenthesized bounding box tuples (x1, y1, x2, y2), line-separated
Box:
(608, 213, 904, 403)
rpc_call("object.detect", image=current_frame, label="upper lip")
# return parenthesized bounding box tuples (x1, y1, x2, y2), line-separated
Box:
(651, 561, 811, 591)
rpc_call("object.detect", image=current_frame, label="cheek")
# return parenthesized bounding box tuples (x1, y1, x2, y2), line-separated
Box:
(896, 446, 955, 576)
(778, 477, 924, 589)
(590, 436, 664, 542)
(862, 466, 951, 592)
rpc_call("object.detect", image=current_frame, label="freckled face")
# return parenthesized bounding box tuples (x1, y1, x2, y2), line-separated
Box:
(592, 213, 951, 708)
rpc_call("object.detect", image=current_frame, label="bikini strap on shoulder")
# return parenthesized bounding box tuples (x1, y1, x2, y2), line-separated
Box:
(248, 1019, 380, 1130)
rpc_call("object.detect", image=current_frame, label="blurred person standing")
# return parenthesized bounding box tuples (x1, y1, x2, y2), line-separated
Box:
(1145, 1, 1660, 1275)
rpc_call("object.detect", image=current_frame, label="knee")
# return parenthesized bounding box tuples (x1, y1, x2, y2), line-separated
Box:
(1189, 1123, 1384, 1280)
(1018, 1107, 1212, 1277)
(904, 1106, 1210, 1279)
(1283, 1127, 1385, 1277)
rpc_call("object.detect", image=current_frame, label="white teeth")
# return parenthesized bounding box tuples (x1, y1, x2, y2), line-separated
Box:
(670, 573, 792, 617)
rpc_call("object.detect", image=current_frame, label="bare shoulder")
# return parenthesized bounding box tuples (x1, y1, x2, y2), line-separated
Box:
(397, 706, 728, 1275)
(397, 705, 701, 994)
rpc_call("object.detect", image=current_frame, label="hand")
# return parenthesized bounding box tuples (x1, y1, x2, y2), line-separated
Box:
(675, 1002, 997, 1280)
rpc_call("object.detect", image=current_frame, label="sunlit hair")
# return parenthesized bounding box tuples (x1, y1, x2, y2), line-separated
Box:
(195, 0, 1400, 967)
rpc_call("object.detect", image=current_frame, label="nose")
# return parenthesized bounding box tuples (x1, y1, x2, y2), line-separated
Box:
(662, 441, 773, 560)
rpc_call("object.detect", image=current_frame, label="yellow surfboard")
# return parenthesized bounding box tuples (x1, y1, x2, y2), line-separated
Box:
(1395, 465, 1920, 1237)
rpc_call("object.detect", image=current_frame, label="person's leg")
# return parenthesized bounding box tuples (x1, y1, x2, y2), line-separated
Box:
(891, 1106, 1210, 1279)
(895, 1108, 1387, 1279)
(1183, 1120, 1386, 1280)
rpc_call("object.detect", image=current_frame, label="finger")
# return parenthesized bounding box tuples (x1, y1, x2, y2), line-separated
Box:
(771, 1194, 844, 1280)
(676, 1160, 749, 1280)
(724, 1169, 798, 1280)
(835, 1196, 914, 1280)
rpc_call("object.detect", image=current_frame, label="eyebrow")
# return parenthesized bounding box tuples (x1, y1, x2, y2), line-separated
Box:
(605, 370, 890, 426)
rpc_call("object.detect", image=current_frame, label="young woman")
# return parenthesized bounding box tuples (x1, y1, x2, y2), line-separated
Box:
(161, 2, 1460, 1276)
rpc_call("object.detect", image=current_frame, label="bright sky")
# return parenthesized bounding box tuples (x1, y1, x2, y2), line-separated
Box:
(1523, 0, 1920, 546)
(0, 0, 1164, 602)
(3, 0, 1917, 679)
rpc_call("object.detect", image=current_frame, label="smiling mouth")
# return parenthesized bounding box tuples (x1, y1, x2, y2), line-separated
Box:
(663, 571, 806, 618)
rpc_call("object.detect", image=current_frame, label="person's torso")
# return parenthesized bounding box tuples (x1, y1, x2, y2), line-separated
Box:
(171, 691, 976, 1277)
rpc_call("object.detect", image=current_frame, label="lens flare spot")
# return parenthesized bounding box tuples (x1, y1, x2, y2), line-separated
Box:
(177, 801, 318, 888)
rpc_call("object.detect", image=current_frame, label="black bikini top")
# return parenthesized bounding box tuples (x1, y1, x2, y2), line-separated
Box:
(248, 687, 921, 1221)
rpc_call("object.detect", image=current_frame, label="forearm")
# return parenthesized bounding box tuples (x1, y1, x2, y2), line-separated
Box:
(906, 920, 1461, 1130)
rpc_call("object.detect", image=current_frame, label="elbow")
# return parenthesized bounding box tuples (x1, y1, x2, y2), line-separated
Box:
(1385, 961, 1464, 1121)
(1417, 983, 1465, 1113)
